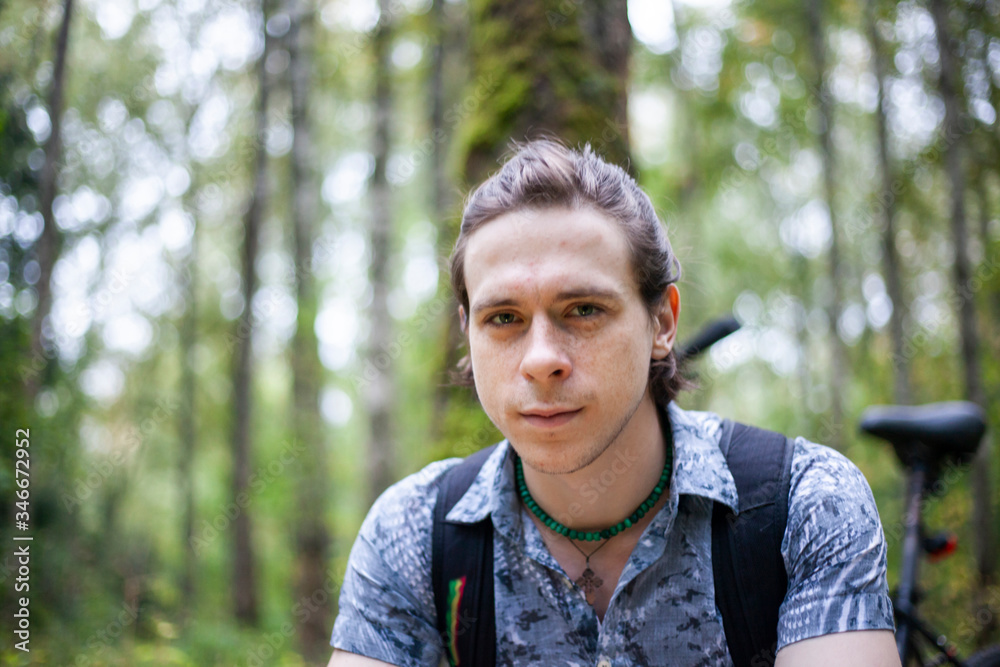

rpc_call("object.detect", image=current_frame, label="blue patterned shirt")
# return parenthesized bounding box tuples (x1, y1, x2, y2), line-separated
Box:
(330, 403, 894, 665)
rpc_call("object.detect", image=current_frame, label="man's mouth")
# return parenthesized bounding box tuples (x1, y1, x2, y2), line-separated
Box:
(519, 407, 583, 428)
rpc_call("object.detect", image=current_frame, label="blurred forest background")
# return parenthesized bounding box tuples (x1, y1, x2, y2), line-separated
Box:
(1, 0, 1000, 663)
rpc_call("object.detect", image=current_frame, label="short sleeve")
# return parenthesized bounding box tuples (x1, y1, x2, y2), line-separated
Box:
(331, 460, 458, 666)
(777, 438, 895, 649)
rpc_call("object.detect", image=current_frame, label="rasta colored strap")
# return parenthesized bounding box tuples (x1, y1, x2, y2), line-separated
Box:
(431, 444, 498, 667)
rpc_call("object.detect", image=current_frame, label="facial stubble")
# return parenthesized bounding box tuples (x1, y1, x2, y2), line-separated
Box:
(512, 382, 650, 477)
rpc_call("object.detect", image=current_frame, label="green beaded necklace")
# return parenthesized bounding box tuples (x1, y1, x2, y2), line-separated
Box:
(514, 443, 672, 543)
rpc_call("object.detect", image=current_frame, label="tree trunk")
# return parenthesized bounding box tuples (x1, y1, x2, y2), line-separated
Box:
(866, 0, 912, 406)
(975, 175, 1000, 356)
(286, 0, 332, 657)
(28, 0, 74, 399)
(974, 4, 1000, 166)
(793, 255, 813, 417)
(366, 0, 396, 504)
(804, 0, 847, 449)
(459, 0, 631, 184)
(928, 0, 996, 641)
(429, 0, 453, 442)
(175, 45, 209, 630)
(429, 0, 449, 225)
(971, 12, 1000, 361)
(230, 0, 273, 627)
(975, 173, 991, 257)
(178, 211, 198, 625)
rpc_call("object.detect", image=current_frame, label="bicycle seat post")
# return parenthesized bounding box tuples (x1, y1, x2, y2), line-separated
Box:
(895, 457, 927, 662)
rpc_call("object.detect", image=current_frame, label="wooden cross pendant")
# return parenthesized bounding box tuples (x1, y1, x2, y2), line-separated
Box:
(576, 567, 604, 605)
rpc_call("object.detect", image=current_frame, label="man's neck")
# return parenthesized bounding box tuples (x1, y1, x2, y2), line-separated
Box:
(518, 396, 669, 532)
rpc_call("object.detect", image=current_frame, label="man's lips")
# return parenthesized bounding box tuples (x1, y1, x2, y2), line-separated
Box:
(519, 408, 582, 428)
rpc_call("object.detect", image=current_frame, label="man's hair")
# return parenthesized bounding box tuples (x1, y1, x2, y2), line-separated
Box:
(448, 138, 689, 408)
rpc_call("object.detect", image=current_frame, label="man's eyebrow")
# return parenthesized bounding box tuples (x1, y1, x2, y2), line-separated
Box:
(470, 288, 625, 315)
(470, 297, 517, 316)
(554, 288, 624, 303)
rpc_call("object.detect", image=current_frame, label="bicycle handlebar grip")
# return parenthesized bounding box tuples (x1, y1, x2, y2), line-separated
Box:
(678, 316, 741, 361)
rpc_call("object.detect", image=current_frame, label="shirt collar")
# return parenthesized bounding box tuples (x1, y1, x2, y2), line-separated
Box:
(665, 402, 739, 512)
(444, 401, 741, 532)
(444, 439, 513, 525)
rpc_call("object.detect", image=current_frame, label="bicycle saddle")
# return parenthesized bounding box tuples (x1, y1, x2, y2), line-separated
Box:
(859, 401, 986, 465)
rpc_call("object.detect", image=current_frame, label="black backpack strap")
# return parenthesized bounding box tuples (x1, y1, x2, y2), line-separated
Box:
(712, 420, 794, 667)
(432, 444, 498, 667)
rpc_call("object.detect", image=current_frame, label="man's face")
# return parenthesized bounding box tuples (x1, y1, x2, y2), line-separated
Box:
(461, 206, 679, 475)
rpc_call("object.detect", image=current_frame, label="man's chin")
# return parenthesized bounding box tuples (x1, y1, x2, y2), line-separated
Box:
(511, 441, 606, 477)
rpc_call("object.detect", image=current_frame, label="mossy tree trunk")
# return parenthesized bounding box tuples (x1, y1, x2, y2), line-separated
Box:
(455, 0, 631, 186)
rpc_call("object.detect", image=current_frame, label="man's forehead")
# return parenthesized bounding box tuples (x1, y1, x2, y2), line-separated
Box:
(466, 205, 627, 248)
(463, 207, 636, 290)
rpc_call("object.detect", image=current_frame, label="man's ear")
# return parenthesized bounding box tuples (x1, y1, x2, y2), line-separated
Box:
(459, 306, 468, 334)
(651, 284, 680, 360)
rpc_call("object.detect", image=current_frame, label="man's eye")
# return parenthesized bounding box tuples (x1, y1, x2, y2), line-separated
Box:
(491, 313, 517, 325)
(572, 304, 598, 317)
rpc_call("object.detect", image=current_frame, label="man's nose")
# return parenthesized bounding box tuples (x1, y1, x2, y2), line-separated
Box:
(519, 318, 572, 381)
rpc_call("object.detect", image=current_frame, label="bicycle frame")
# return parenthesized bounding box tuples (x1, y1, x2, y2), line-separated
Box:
(895, 458, 966, 667)
(896, 460, 925, 662)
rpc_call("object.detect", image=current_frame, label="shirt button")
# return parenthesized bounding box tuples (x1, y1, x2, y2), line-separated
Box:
(597, 660, 611, 667)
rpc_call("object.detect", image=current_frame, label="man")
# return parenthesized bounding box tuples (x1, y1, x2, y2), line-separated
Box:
(328, 140, 899, 666)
